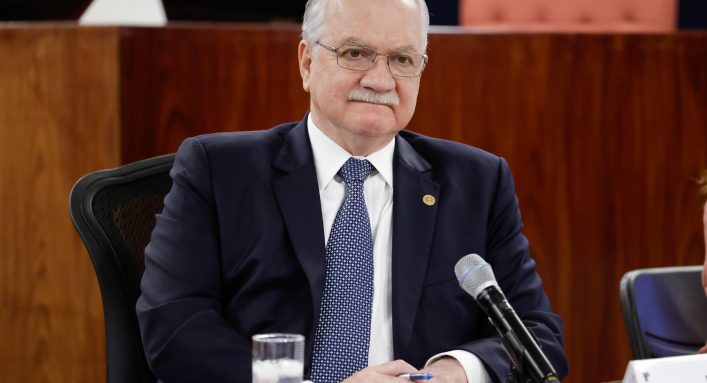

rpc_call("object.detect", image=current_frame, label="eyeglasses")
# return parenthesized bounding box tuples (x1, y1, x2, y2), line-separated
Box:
(315, 40, 428, 78)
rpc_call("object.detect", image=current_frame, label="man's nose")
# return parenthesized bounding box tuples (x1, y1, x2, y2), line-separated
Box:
(360, 55, 396, 91)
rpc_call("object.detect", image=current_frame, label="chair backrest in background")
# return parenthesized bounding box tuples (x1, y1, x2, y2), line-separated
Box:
(69, 154, 175, 383)
(460, 0, 677, 31)
(620, 266, 707, 359)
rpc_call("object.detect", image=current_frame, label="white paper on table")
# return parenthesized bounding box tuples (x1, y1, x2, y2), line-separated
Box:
(622, 353, 707, 383)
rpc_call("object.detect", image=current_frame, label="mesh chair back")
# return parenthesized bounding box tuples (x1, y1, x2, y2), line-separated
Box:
(69, 154, 174, 383)
(620, 266, 707, 359)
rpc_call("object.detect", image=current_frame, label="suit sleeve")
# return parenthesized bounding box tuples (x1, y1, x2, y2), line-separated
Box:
(456, 157, 569, 382)
(136, 137, 250, 382)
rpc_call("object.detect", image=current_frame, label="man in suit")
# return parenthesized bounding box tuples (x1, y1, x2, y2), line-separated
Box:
(136, 0, 569, 381)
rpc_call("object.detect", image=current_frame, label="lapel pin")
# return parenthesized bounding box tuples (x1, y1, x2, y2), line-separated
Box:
(422, 194, 436, 206)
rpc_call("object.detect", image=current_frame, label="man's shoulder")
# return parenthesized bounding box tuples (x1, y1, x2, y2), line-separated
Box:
(189, 121, 298, 152)
(172, 120, 304, 173)
(399, 129, 501, 167)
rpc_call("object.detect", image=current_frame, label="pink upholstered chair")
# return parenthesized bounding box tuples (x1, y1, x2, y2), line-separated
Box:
(460, 0, 676, 31)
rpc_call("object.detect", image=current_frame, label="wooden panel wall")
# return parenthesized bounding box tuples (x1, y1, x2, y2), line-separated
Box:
(119, 24, 309, 163)
(119, 25, 707, 383)
(0, 26, 119, 382)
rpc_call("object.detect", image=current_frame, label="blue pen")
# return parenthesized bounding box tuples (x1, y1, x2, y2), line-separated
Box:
(397, 373, 434, 381)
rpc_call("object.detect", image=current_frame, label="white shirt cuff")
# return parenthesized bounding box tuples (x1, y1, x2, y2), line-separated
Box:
(426, 350, 493, 383)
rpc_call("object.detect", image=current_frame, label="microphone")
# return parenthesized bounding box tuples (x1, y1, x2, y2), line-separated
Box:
(454, 254, 559, 383)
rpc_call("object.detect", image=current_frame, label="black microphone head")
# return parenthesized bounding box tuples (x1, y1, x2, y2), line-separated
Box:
(454, 253, 498, 299)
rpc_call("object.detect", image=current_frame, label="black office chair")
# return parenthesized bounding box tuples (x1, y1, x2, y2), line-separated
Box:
(69, 154, 175, 383)
(620, 265, 707, 359)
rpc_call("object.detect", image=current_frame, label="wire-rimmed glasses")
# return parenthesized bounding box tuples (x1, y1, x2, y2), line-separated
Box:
(315, 40, 428, 78)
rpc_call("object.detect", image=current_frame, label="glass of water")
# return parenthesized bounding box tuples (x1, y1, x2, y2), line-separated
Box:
(252, 333, 304, 383)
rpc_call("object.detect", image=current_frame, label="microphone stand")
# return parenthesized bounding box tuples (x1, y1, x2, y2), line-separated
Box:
(478, 288, 560, 383)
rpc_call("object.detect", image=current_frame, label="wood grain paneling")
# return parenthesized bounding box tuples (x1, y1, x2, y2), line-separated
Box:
(0, 26, 119, 382)
(119, 24, 309, 162)
(120, 26, 707, 383)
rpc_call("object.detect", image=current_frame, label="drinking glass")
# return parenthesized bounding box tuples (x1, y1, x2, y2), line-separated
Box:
(252, 333, 304, 383)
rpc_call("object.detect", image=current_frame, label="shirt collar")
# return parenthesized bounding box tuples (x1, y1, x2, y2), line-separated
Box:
(307, 113, 395, 191)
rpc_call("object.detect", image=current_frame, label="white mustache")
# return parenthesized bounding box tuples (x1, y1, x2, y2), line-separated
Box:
(347, 88, 400, 106)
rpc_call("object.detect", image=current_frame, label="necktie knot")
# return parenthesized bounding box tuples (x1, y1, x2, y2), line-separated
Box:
(338, 158, 374, 184)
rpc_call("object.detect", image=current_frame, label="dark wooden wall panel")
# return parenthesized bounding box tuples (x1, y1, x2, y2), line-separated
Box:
(119, 26, 707, 383)
(0, 26, 120, 382)
(119, 24, 309, 162)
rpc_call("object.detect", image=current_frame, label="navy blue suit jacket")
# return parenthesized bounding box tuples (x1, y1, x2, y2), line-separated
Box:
(137, 117, 568, 382)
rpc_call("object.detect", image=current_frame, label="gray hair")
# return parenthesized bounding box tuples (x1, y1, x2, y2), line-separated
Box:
(301, 0, 430, 53)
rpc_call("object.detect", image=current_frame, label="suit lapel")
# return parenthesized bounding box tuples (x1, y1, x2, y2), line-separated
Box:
(272, 119, 326, 339)
(391, 135, 440, 358)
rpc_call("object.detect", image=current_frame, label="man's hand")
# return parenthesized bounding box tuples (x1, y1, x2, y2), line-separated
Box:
(420, 357, 468, 383)
(342, 359, 418, 383)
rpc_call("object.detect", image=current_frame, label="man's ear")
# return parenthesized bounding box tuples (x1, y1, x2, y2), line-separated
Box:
(298, 40, 312, 92)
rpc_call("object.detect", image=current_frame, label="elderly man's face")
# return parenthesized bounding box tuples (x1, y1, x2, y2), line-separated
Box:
(299, 0, 424, 155)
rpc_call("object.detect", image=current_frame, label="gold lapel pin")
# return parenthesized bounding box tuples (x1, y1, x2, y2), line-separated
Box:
(422, 194, 436, 206)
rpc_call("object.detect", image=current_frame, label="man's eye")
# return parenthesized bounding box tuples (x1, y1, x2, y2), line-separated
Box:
(395, 55, 413, 65)
(343, 49, 363, 58)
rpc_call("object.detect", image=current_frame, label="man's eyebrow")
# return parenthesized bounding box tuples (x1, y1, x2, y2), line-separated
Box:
(339, 37, 370, 47)
(393, 45, 421, 54)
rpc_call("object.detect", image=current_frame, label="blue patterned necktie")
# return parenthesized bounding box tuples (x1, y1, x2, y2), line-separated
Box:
(310, 158, 375, 383)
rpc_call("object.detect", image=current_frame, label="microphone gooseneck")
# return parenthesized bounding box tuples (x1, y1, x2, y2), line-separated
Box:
(454, 254, 560, 383)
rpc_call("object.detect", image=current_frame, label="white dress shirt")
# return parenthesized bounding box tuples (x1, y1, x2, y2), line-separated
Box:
(307, 115, 491, 383)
